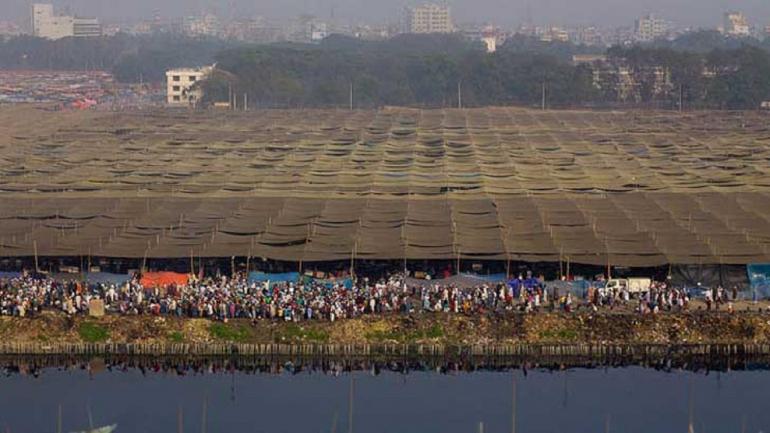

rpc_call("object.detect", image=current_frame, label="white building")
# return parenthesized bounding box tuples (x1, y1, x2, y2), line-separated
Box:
(723, 12, 750, 37)
(32, 3, 101, 39)
(635, 14, 668, 42)
(166, 66, 213, 106)
(405, 4, 453, 34)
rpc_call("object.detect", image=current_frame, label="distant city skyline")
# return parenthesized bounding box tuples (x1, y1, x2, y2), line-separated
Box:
(1, 0, 770, 28)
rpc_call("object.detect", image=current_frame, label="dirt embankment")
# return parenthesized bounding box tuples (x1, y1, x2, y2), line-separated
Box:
(2, 311, 770, 347)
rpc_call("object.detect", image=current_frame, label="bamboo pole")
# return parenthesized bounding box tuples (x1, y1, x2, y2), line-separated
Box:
(347, 376, 354, 433)
(177, 404, 183, 433)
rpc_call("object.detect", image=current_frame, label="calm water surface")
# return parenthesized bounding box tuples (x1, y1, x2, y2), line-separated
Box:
(0, 363, 768, 433)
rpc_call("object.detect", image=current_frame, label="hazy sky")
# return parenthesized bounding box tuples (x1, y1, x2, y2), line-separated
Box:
(2, 0, 770, 27)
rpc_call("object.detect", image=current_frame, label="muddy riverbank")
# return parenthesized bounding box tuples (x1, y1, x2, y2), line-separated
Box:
(1, 311, 769, 351)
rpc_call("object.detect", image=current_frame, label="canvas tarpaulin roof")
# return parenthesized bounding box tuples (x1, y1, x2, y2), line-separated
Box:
(1, 106, 770, 266)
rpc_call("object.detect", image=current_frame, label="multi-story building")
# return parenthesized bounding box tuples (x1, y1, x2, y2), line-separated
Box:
(723, 12, 750, 37)
(635, 14, 668, 42)
(32, 3, 102, 39)
(183, 14, 221, 37)
(539, 27, 569, 43)
(166, 66, 213, 106)
(405, 4, 453, 34)
(572, 26, 604, 46)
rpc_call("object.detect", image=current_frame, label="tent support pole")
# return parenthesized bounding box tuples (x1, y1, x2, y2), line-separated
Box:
(506, 258, 511, 280)
(141, 249, 148, 274)
(456, 252, 461, 276)
(33, 240, 39, 273)
(566, 257, 570, 281)
(190, 249, 194, 276)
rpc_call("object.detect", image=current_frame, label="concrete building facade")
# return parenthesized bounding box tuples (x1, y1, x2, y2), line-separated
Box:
(723, 12, 750, 37)
(405, 4, 453, 34)
(32, 3, 101, 39)
(166, 66, 213, 106)
(635, 14, 668, 42)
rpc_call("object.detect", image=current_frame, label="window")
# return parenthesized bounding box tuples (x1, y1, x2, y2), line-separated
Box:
(189, 76, 197, 82)
(173, 86, 180, 92)
(172, 76, 180, 82)
(173, 95, 180, 101)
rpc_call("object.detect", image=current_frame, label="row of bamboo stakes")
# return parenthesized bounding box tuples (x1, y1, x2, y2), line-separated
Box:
(0, 342, 767, 357)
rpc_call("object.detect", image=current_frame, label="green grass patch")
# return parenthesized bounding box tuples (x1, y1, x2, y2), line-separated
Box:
(209, 323, 251, 342)
(424, 324, 444, 339)
(78, 322, 109, 343)
(539, 328, 579, 341)
(366, 324, 445, 343)
(168, 331, 185, 343)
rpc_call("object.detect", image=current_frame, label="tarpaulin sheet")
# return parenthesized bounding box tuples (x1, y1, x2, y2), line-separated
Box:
(747, 264, 770, 299)
(1, 108, 770, 266)
(406, 273, 507, 289)
(302, 275, 354, 289)
(671, 264, 749, 290)
(0, 272, 21, 279)
(248, 272, 300, 286)
(140, 272, 189, 288)
(460, 273, 507, 283)
(85, 272, 132, 285)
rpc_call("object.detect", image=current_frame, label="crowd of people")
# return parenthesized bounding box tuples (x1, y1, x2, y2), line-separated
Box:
(0, 270, 752, 321)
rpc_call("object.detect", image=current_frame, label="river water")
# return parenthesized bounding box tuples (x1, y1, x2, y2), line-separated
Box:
(0, 360, 767, 433)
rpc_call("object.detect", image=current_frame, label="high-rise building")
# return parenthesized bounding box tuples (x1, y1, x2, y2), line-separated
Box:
(723, 11, 750, 37)
(32, 3, 101, 39)
(405, 4, 453, 34)
(634, 14, 668, 42)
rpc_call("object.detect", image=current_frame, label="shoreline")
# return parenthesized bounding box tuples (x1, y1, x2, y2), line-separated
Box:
(2, 310, 770, 357)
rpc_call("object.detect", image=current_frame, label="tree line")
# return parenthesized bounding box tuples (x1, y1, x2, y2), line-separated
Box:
(1, 31, 770, 109)
(204, 33, 770, 110)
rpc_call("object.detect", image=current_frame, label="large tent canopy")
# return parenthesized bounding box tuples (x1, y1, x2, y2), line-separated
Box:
(1, 106, 769, 266)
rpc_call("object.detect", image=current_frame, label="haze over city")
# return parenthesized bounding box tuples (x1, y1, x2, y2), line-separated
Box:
(1, 0, 769, 26)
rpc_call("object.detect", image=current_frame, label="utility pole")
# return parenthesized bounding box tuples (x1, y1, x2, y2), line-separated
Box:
(349, 81, 354, 111)
(541, 81, 547, 111)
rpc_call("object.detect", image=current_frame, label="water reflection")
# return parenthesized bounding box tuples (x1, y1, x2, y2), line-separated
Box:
(0, 356, 768, 433)
(2, 352, 770, 379)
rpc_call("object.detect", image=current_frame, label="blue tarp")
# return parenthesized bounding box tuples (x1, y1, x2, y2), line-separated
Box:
(747, 264, 770, 299)
(248, 271, 300, 286)
(0, 271, 21, 280)
(51, 272, 131, 285)
(303, 276, 354, 289)
(85, 272, 132, 285)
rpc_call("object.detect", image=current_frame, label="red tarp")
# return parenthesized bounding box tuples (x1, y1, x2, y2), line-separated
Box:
(140, 272, 189, 289)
